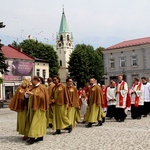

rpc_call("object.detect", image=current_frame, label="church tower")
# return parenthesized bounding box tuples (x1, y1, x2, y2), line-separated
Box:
(56, 8, 74, 83)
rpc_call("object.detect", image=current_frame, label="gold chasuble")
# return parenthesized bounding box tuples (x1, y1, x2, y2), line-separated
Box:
(25, 84, 49, 138)
(66, 86, 81, 126)
(51, 83, 71, 130)
(9, 86, 29, 135)
(47, 83, 55, 124)
(84, 84, 103, 123)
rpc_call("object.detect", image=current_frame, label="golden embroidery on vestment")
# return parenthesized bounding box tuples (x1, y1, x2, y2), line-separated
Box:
(92, 87, 95, 91)
(58, 87, 62, 91)
(36, 89, 39, 93)
(19, 89, 23, 93)
(70, 88, 74, 92)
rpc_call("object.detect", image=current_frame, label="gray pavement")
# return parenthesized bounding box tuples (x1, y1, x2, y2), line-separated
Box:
(0, 108, 150, 150)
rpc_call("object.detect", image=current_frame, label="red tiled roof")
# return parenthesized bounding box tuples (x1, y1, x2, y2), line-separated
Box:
(1, 45, 34, 60)
(106, 37, 150, 50)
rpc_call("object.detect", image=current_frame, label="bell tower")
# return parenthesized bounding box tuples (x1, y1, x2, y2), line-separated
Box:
(56, 8, 73, 83)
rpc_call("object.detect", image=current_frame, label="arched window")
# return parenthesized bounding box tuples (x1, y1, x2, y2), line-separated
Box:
(67, 35, 69, 41)
(60, 60, 62, 66)
(60, 35, 63, 41)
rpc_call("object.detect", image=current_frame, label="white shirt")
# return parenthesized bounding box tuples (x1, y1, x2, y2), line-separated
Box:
(143, 82, 150, 102)
(106, 87, 116, 106)
(130, 82, 144, 105)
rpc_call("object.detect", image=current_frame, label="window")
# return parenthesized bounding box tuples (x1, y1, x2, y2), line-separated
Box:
(109, 58, 115, 68)
(131, 55, 137, 66)
(36, 69, 40, 77)
(60, 35, 63, 41)
(120, 57, 126, 67)
(42, 69, 46, 78)
(67, 35, 69, 41)
(60, 60, 62, 66)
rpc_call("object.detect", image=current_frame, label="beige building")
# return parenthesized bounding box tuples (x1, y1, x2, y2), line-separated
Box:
(34, 58, 49, 84)
(102, 37, 150, 87)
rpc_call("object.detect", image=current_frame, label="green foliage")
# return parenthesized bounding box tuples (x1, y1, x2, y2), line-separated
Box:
(68, 44, 104, 88)
(12, 39, 59, 77)
(0, 48, 9, 74)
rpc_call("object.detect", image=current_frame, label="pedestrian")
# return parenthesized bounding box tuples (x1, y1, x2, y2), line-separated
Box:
(50, 75, 72, 135)
(80, 90, 88, 123)
(106, 80, 116, 119)
(101, 85, 107, 113)
(9, 78, 30, 140)
(25, 76, 49, 144)
(141, 77, 150, 117)
(130, 78, 144, 119)
(66, 77, 81, 127)
(84, 78, 103, 127)
(47, 77, 55, 128)
(115, 75, 128, 122)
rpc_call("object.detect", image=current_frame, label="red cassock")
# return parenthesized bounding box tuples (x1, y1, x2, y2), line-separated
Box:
(126, 88, 131, 108)
(102, 88, 107, 108)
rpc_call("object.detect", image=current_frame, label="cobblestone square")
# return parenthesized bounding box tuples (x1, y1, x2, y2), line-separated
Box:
(0, 108, 150, 150)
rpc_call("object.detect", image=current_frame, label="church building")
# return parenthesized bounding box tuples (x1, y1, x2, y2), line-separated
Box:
(56, 9, 74, 83)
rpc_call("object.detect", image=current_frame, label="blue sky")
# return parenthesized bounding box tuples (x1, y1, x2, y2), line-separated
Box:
(0, 0, 150, 49)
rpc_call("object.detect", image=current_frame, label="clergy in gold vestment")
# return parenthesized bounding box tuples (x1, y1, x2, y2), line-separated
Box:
(66, 77, 80, 127)
(25, 76, 49, 145)
(47, 77, 55, 127)
(84, 78, 103, 127)
(51, 75, 72, 135)
(9, 78, 30, 140)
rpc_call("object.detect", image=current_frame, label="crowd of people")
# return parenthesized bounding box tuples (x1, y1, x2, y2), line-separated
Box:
(8, 75, 150, 145)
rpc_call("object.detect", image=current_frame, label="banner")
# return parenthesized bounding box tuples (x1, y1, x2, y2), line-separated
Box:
(4, 60, 33, 81)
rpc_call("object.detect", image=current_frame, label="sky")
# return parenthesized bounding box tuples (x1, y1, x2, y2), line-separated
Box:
(0, 0, 150, 49)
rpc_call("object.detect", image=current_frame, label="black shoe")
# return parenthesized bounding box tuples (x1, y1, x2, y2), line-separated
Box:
(109, 117, 113, 120)
(52, 130, 61, 135)
(102, 117, 105, 123)
(26, 138, 35, 145)
(96, 121, 102, 126)
(136, 117, 141, 119)
(49, 123, 53, 128)
(35, 137, 43, 142)
(143, 115, 147, 117)
(68, 125, 72, 133)
(85, 123, 92, 128)
(118, 119, 124, 122)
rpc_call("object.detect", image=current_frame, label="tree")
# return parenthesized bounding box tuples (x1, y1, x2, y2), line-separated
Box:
(68, 44, 103, 88)
(0, 45, 8, 74)
(12, 39, 59, 77)
(95, 46, 104, 80)
(0, 22, 9, 74)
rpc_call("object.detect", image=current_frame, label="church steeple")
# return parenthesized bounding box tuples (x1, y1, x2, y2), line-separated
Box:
(59, 8, 69, 33)
(56, 8, 74, 83)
